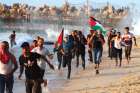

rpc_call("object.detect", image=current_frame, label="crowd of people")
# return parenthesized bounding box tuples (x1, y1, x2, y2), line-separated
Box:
(0, 26, 137, 93)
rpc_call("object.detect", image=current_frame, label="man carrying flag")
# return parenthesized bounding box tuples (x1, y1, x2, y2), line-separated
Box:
(61, 34, 74, 79)
(54, 28, 74, 79)
(54, 28, 64, 70)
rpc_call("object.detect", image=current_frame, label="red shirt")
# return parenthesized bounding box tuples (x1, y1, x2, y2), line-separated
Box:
(0, 52, 16, 64)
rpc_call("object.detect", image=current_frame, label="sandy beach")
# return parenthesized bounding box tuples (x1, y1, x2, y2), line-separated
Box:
(0, 1, 140, 93)
(47, 37, 140, 93)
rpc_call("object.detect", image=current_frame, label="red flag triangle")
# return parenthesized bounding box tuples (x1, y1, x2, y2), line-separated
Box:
(89, 16, 97, 26)
(57, 28, 64, 45)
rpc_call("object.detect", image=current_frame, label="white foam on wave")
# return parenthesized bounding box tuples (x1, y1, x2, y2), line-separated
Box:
(45, 28, 71, 41)
(45, 28, 59, 41)
(15, 33, 33, 46)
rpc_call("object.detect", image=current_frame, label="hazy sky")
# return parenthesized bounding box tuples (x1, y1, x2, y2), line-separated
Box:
(0, 0, 140, 7)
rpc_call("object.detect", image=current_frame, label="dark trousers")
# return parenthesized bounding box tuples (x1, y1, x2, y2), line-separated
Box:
(0, 75, 14, 93)
(63, 54, 72, 79)
(40, 69, 45, 79)
(88, 48, 93, 62)
(110, 47, 116, 59)
(72, 48, 76, 59)
(57, 53, 63, 70)
(25, 79, 42, 93)
(108, 41, 111, 57)
(114, 48, 122, 66)
(125, 45, 132, 59)
(76, 50, 85, 69)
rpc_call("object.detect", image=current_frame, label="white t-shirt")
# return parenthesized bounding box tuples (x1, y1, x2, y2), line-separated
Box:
(0, 60, 14, 75)
(32, 46, 50, 70)
(114, 37, 122, 49)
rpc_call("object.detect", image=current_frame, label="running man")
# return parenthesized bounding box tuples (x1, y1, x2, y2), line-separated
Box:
(87, 30, 94, 63)
(76, 31, 87, 70)
(114, 32, 123, 67)
(53, 41, 63, 70)
(97, 30, 105, 61)
(88, 31, 103, 74)
(107, 29, 113, 57)
(31, 37, 54, 79)
(0, 41, 18, 93)
(62, 35, 73, 79)
(18, 42, 54, 93)
(122, 27, 137, 63)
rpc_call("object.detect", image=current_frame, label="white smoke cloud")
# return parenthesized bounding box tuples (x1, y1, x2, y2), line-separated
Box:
(131, 3, 140, 35)
(116, 2, 140, 35)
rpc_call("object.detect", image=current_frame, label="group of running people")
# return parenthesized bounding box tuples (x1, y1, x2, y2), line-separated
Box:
(107, 27, 137, 67)
(0, 26, 137, 93)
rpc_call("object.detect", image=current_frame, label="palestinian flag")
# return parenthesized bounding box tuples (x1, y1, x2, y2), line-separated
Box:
(89, 16, 107, 36)
(57, 28, 64, 46)
(53, 28, 64, 52)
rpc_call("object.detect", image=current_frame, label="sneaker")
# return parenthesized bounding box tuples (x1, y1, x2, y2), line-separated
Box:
(96, 70, 99, 74)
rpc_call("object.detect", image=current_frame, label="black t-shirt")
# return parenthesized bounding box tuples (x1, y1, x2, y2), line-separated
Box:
(93, 36, 103, 49)
(77, 35, 87, 49)
(19, 52, 42, 79)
